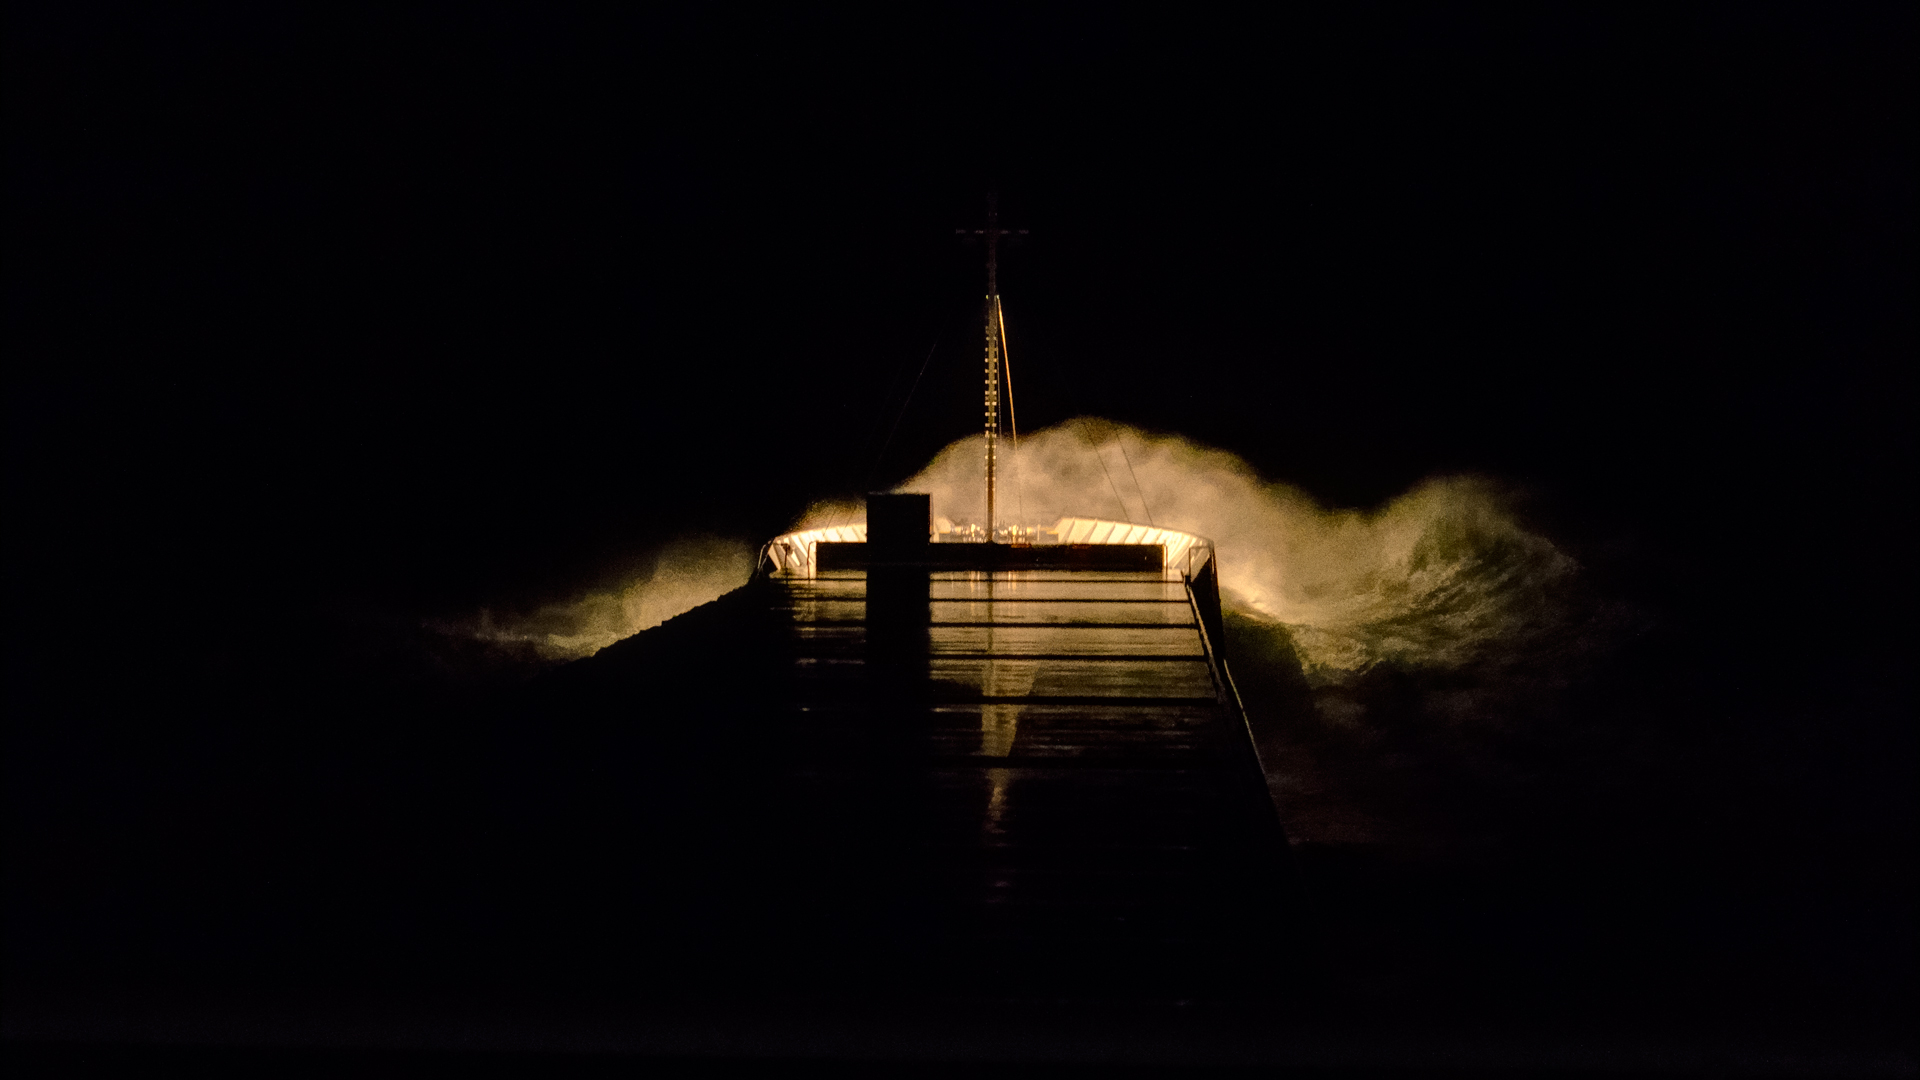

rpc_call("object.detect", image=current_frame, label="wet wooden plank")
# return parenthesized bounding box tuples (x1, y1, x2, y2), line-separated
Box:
(929, 658, 1216, 700)
(923, 703, 1222, 758)
(779, 579, 1185, 598)
(771, 599, 867, 622)
(928, 600, 1196, 626)
(931, 625, 1203, 656)
(749, 563, 1284, 994)
(926, 580, 1190, 601)
(925, 571, 1181, 583)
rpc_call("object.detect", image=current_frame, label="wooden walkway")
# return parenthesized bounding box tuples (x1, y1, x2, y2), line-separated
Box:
(754, 567, 1288, 999)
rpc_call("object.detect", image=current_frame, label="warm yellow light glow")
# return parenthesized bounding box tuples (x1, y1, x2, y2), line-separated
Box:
(891, 421, 1576, 677)
(469, 420, 1574, 676)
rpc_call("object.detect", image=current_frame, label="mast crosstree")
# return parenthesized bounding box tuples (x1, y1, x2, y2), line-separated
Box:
(960, 194, 1026, 536)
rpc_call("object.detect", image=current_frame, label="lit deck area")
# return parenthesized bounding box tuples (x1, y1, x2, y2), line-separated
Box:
(752, 557, 1286, 996)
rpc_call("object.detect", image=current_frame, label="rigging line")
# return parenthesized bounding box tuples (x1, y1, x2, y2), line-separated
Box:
(866, 342, 939, 492)
(831, 342, 938, 531)
(1081, 419, 1135, 524)
(997, 298, 1024, 525)
(1015, 304, 1133, 529)
(997, 299, 1018, 448)
(1114, 431, 1155, 529)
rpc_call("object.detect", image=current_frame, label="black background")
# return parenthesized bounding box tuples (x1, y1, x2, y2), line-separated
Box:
(6, 3, 1913, 1071)
(10, 4, 1907, 613)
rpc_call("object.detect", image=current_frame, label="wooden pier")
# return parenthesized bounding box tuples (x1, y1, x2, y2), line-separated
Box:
(739, 556, 1289, 998)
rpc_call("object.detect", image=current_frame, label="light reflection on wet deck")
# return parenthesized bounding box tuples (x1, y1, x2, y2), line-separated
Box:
(761, 567, 1281, 988)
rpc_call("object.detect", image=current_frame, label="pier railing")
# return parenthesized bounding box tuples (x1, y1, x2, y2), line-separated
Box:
(1180, 542, 1288, 849)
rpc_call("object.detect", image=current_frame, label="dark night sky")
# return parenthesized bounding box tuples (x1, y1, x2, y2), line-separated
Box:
(9, 5, 1907, 618)
(5, 5, 1913, 1061)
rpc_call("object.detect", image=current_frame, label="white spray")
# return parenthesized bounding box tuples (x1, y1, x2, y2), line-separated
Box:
(795, 419, 1579, 680)
(471, 536, 755, 660)
(487, 420, 1579, 678)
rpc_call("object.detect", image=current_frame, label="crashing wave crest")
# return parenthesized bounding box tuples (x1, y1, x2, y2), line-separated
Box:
(483, 420, 1580, 677)
(881, 420, 1578, 679)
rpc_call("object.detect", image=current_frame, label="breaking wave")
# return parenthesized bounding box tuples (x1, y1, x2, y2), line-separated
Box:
(809, 419, 1584, 680)
(481, 420, 1591, 681)
(469, 536, 755, 660)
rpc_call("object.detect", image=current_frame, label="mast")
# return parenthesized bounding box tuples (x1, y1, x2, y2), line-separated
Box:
(964, 194, 1024, 538)
(983, 195, 1001, 535)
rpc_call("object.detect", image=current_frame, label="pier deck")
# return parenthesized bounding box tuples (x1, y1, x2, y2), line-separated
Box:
(752, 566, 1287, 998)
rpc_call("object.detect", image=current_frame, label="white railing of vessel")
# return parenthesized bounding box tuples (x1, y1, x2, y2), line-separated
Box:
(758, 523, 868, 576)
(757, 517, 1211, 582)
(1050, 517, 1209, 575)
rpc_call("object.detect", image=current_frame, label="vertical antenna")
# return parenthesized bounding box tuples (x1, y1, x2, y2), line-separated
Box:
(983, 194, 1000, 536)
(961, 195, 1026, 540)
